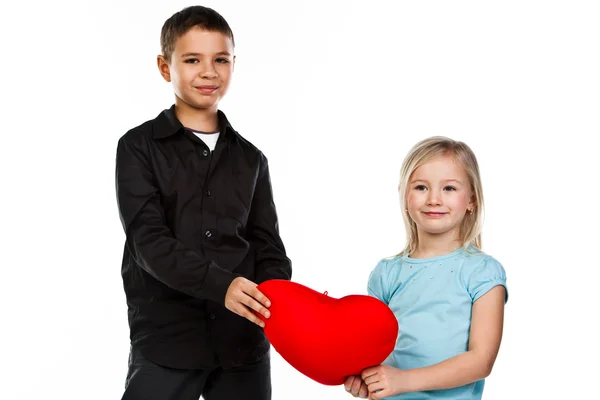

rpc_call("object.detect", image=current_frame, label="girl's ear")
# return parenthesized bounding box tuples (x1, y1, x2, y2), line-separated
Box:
(468, 194, 476, 211)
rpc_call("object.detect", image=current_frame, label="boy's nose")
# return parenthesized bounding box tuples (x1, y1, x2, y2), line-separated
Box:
(200, 69, 218, 79)
(199, 62, 218, 79)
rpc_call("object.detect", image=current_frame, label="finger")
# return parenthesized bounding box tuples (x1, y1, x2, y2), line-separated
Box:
(364, 373, 380, 386)
(351, 376, 363, 396)
(344, 376, 356, 391)
(236, 304, 265, 328)
(359, 382, 369, 398)
(361, 368, 377, 380)
(246, 285, 271, 308)
(370, 389, 388, 400)
(242, 295, 271, 319)
(367, 382, 385, 394)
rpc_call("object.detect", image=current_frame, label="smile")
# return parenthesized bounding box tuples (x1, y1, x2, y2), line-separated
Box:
(423, 212, 447, 217)
(195, 86, 218, 94)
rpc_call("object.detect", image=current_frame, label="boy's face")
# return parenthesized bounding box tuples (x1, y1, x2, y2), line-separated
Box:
(158, 28, 235, 113)
(406, 155, 475, 240)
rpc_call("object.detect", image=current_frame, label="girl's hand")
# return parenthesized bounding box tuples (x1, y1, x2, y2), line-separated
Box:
(344, 375, 369, 398)
(361, 365, 406, 399)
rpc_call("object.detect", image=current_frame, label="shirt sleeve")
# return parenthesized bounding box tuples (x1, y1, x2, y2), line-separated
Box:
(367, 259, 391, 305)
(115, 133, 237, 304)
(247, 153, 292, 285)
(467, 256, 508, 303)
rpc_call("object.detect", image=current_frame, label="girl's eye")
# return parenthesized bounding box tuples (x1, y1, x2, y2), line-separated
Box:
(444, 186, 457, 191)
(415, 185, 427, 191)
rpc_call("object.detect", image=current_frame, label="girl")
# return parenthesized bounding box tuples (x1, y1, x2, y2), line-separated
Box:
(345, 136, 507, 399)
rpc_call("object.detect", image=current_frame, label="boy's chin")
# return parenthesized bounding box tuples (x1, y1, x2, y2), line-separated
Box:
(179, 97, 220, 112)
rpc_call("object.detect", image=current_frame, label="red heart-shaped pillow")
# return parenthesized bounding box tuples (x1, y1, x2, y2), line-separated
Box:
(256, 279, 398, 386)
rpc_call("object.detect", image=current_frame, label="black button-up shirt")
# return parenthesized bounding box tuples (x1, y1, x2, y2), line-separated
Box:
(115, 105, 292, 369)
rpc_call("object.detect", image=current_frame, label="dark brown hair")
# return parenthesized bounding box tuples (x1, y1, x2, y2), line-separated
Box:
(160, 6, 235, 62)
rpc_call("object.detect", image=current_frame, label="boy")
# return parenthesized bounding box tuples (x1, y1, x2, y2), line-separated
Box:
(115, 6, 291, 400)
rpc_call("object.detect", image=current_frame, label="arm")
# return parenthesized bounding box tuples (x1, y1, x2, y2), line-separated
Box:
(247, 153, 291, 284)
(117, 135, 272, 327)
(362, 285, 506, 399)
(116, 134, 236, 303)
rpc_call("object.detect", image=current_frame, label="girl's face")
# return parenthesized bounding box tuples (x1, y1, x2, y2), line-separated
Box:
(406, 154, 475, 241)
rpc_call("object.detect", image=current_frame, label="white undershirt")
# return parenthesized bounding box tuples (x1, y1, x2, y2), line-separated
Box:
(190, 130, 220, 151)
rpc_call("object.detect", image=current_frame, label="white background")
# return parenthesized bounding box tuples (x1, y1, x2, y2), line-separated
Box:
(1, 0, 599, 399)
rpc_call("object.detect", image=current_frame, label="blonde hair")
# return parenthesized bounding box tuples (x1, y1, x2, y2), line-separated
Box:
(398, 136, 484, 256)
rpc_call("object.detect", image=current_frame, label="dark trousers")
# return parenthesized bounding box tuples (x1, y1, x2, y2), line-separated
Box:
(121, 347, 271, 400)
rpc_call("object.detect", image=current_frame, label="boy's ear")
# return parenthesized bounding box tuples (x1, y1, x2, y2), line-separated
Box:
(157, 55, 172, 82)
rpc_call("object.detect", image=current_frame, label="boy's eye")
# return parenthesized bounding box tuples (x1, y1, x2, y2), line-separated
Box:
(184, 58, 199, 64)
(215, 58, 229, 64)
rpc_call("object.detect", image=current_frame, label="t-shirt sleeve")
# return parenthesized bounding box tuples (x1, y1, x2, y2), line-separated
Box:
(367, 259, 391, 305)
(467, 256, 508, 304)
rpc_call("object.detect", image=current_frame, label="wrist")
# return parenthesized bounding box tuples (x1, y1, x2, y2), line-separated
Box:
(396, 368, 418, 394)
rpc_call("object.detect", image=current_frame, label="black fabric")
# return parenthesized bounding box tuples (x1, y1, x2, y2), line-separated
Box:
(115, 105, 291, 369)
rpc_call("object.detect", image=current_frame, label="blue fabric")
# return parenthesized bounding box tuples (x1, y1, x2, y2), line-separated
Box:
(367, 247, 508, 399)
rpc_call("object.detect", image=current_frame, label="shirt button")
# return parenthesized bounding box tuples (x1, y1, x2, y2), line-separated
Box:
(205, 230, 212, 238)
(202, 150, 209, 157)
(210, 313, 216, 320)
(206, 190, 211, 197)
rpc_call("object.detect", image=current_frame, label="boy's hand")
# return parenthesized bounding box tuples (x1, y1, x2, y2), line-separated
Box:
(344, 375, 369, 398)
(224, 277, 271, 328)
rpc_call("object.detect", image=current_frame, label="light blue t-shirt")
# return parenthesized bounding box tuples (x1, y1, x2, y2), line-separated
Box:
(367, 247, 508, 400)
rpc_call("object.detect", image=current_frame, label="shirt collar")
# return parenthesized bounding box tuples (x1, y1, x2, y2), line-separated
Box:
(152, 104, 235, 139)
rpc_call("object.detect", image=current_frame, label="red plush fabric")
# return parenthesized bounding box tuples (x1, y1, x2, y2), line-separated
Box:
(256, 279, 398, 386)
